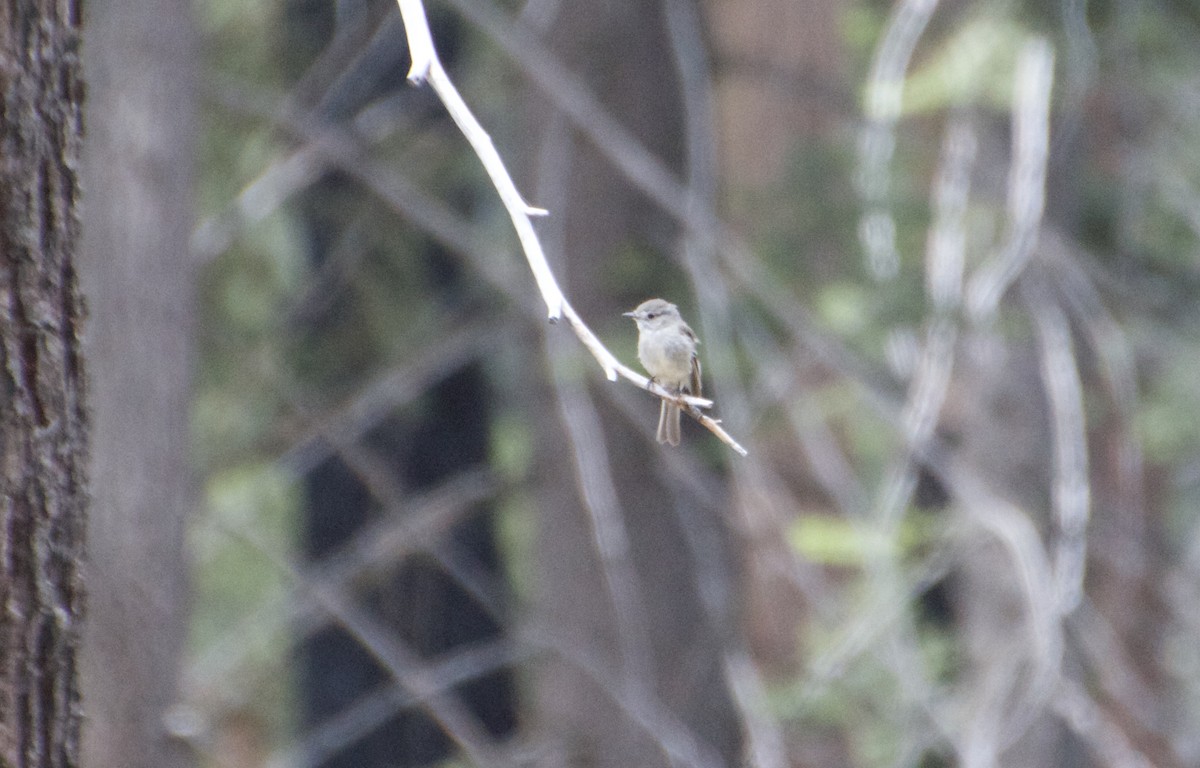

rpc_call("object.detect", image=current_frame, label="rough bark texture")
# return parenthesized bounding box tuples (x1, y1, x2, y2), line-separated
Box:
(0, 0, 88, 765)
(76, 0, 198, 765)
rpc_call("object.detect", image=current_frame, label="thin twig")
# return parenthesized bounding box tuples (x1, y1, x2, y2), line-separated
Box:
(398, 0, 555, 311)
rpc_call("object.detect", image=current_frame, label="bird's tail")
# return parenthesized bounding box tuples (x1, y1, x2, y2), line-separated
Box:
(657, 401, 681, 446)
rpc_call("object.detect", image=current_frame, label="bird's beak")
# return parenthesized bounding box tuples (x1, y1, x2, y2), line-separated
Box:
(622, 311, 637, 318)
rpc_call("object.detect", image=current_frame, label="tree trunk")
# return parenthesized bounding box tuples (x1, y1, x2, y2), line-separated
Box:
(76, 0, 198, 765)
(0, 0, 88, 765)
(521, 2, 743, 766)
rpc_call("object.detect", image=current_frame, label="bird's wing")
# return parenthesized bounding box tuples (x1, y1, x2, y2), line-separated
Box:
(690, 353, 702, 399)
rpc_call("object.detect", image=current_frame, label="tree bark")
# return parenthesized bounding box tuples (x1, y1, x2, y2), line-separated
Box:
(0, 0, 88, 765)
(75, 0, 198, 765)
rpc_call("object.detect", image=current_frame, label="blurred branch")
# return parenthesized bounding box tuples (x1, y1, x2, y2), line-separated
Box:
(857, 0, 939, 280)
(277, 318, 509, 476)
(869, 113, 978, 527)
(752, 334, 870, 516)
(940, 457, 1064, 747)
(1024, 275, 1091, 613)
(925, 116, 976, 313)
(1053, 677, 1157, 768)
(270, 639, 527, 768)
(223, 519, 512, 767)
(520, 624, 727, 768)
(722, 650, 788, 768)
(967, 38, 1055, 321)
(1050, 240, 1146, 553)
(186, 469, 500, 693)
(190, 135, 323, 263)
(1068, 600, 1173, 745)
(301, 469, 501, 619)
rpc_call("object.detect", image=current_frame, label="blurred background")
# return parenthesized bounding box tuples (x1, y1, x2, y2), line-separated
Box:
(78, 0, 1200, 767)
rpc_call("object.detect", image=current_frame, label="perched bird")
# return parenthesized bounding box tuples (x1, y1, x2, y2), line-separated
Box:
(623, 298, 701, 446)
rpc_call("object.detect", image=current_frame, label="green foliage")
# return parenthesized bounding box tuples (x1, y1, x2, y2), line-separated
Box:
(788, 511, 938, 568)
(901, 16, 1031, 115)
(816, 281, 873, 337)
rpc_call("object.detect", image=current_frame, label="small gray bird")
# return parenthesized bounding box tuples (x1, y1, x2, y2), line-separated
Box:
(623, 298, 701, 446)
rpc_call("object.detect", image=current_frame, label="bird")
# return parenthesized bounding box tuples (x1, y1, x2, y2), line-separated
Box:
(623, 298, 701, 446)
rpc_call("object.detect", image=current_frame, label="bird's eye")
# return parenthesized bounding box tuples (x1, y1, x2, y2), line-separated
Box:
(647, 312, 658, 319)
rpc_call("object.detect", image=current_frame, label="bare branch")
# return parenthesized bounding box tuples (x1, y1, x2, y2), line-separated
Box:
(394, 0, 747, 456)
(270, 640, 527, 768)
(857, 0, 940, 280)
(206, 77, 745, 460)
(184, 469, 499, 696)
(218, 519, 511, 768)
(1053, 677, 1157, 768)
(399, 0, 557, 321)
(1025, 277, 1091, 613)
(967, 38, 1055, 321)
(520, 625, 727, 768)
